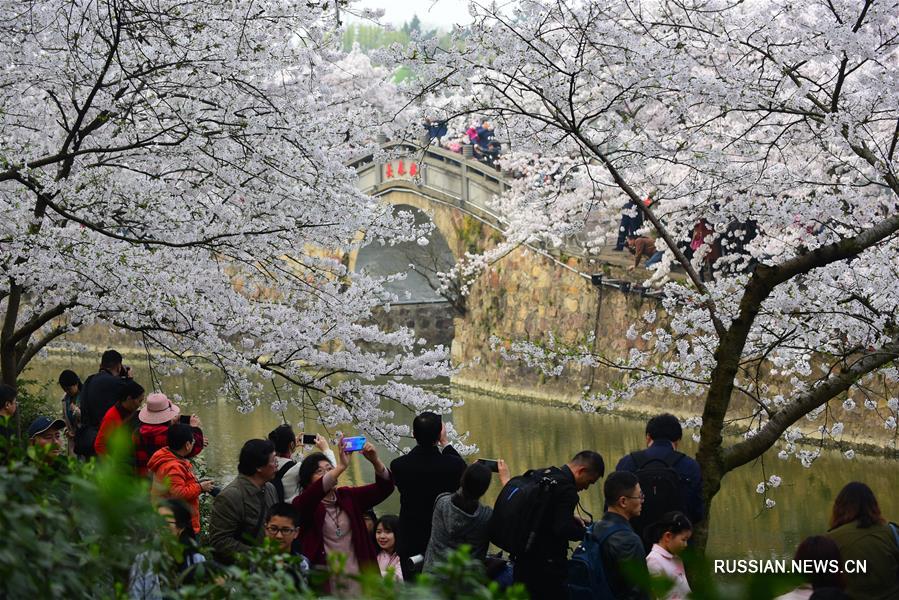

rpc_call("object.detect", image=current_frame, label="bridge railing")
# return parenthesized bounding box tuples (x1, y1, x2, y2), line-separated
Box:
(350, 140, 507, 219)
(351, 141, 594, 252)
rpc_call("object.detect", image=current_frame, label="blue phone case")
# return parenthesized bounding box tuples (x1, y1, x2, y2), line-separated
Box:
(343, 436, 366, 451)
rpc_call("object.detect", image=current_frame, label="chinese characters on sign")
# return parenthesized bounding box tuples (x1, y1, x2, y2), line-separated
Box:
(384, 160, 419, 180)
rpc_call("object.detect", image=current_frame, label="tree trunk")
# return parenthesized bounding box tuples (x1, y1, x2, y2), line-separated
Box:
(692, 451, 723, 551)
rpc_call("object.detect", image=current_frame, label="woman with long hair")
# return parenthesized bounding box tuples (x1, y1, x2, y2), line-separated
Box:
(423, 460, 510, 572)
(825, 482, 899, 600)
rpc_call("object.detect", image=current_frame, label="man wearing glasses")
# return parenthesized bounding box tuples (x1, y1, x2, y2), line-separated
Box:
(591, 471, 650, 600)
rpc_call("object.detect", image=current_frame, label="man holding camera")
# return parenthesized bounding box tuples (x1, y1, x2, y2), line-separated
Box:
(76, 349, 134, 457)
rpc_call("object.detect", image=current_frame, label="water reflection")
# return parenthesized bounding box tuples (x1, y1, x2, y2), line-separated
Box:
(24, 358, 898, 558)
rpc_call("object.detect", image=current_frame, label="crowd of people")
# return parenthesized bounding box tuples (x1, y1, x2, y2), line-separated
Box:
(424, 118, 502, 168)
(0, 350, 897, 600)
(614, 198, 760, 283)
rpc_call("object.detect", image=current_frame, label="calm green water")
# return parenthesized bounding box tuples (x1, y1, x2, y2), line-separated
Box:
(24, 357, 899, 558)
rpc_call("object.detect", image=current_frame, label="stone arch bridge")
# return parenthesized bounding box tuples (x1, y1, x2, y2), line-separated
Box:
(346, 141, 511, 350)
(346, 142, 656, 402)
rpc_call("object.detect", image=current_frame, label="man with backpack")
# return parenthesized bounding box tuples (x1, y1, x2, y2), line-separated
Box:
(615, 413, 703, 548)
(491, 450, 604, 599)
(573, 471, 649, 600)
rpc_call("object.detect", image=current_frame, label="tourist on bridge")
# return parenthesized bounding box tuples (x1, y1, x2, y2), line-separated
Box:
(625, 234, 659, 271)
(510, 450, 605, 599)
(77, 350, 134, 457)
(390, 411, 466, 579)
(94, 380, 145, 456)
(208, 439, 278, 563)
(592, 471, 649, 600)
(825, 482, 899, 600)
(614, 200, 645, 251)
(615, 413, 703, 548)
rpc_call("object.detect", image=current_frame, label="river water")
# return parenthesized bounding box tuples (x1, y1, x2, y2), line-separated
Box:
(24, 356, 898, 558)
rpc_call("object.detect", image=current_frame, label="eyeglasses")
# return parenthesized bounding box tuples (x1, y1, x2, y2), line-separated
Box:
(265, 525, 298, 536)
(314, 464, 334, 475)
(625, 493, 645, 501)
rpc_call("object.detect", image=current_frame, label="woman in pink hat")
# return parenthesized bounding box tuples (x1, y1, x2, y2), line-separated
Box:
(134, 393, 204, 477)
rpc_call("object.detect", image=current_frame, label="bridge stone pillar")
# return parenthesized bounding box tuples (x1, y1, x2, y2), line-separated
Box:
(460, 161, 469, 207)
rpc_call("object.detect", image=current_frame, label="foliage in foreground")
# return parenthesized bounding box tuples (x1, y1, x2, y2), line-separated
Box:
(0, 429, 820, 599)
(0, 433, 523, 599)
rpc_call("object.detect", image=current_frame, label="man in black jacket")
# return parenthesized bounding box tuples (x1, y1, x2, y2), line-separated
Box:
(390, 412, 466, 579)
(514, 450, 605, 599)
(76, 349, 133, 457)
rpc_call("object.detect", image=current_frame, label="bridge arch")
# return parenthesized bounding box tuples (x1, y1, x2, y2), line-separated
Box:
(352, 202, 455, 303)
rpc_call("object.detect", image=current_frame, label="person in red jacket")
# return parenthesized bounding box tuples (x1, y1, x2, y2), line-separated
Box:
(134, 393, 204, 477)
(293, 439, 394, 594)
(148, 423, 216, 534)
(94, 380, 145, 456)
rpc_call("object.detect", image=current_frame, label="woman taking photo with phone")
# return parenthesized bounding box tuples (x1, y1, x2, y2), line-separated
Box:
(293, 438, 394, 595)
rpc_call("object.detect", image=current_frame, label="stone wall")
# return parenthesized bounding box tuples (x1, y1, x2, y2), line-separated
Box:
(451, 245, 662, 404)
(451, 244, 898, 449)
(370, 301, 455, 350)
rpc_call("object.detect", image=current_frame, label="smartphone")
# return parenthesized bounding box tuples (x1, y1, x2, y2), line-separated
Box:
(476, 458, 499, 473)
(179, 415, 191, 424)
(301, 433, 317, 445)
(342, 436, 366, 452)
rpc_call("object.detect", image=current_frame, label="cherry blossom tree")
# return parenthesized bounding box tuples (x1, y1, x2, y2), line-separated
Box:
(0, 0, 459, 448)
(401, 0, 899, 547)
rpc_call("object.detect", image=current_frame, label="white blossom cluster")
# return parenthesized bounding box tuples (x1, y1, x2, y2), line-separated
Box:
(0, 0, 466, 451)
(396, 0, 899, 471)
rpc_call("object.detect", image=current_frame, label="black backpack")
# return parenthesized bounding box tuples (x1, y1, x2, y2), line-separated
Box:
(271, 460, 297, 503)
(628, 450, 687, 545)
(489, 467, 560, 557)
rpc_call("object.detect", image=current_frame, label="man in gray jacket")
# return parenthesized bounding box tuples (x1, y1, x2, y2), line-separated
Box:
(208, 439, 279, 563)
(591, 471, 650, 600)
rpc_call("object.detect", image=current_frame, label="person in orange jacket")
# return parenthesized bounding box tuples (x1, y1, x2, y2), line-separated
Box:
(148, 423, 216, 534)
(94, 380, 144, 456)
